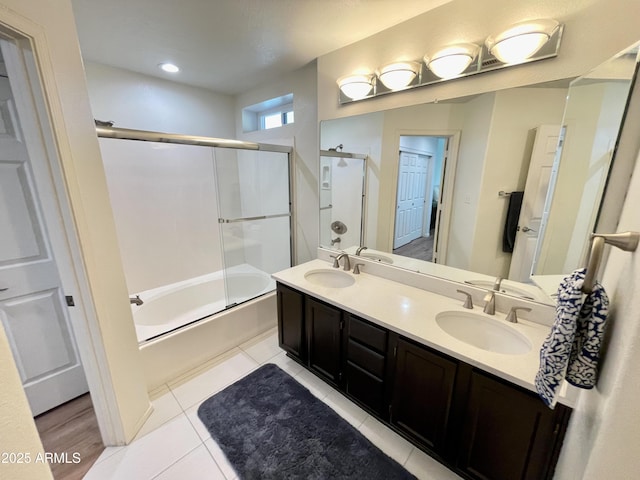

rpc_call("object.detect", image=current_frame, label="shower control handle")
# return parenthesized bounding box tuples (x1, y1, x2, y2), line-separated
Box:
(0, 287, 8, 292)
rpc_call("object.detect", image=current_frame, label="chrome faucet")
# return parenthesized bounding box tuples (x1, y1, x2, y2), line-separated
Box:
(355, 246, 368, 256)
(130, 295, 143, 306)
(332, 252, 351, 271)
(482, 277, 502, 315)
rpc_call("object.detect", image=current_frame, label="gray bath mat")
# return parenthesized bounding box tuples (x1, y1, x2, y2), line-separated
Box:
(197, 363, 417, 480)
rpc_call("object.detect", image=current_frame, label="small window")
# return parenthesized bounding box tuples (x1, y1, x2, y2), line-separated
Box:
(261, 109, 294, 130)
(242, 94, 294, 133)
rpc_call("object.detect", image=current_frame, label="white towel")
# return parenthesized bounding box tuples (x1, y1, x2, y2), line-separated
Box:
(534, 268, 609, 408)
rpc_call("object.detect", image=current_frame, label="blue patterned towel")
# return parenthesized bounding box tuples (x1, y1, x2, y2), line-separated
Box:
(535, 268, 609, 408)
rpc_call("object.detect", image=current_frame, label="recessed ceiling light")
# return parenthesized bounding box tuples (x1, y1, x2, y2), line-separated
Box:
(159, 63, 180, 73)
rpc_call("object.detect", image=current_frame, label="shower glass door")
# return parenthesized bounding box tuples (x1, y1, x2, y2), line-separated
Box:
(214, 146, 292, 308)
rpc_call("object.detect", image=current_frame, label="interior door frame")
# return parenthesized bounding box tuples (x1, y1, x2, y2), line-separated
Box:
(388, 130, 461, 264)
(0, 14, 123, 444)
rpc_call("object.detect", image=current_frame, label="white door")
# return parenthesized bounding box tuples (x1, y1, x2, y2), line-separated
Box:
(0, 44, 88, 416)
(394, 151, 428, 249)
(508, 125, 562, 281)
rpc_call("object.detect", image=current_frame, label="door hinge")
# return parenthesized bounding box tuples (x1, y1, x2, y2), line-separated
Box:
(340, 320, 345, 330)
(393, 345, 397, 357)
(65, 295, 75, 307)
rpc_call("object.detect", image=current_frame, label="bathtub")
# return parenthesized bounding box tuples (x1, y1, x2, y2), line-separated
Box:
(132, 264, 275, 342)
(135, 263, 277, 390)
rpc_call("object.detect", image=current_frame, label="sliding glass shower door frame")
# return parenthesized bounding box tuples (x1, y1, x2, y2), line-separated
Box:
(213, 145, 294, 308)
(96, 125, 295, 330)
(96, 125, 296, 269)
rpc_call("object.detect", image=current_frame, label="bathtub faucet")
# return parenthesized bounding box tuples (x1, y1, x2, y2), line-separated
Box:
(130, 295, 143, 306)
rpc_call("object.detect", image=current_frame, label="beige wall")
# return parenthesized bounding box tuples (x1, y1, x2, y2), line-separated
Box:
(84, 62, 236, 137)
(469, 87, 567, 276)
(0, 0, 150, 452)
(0, 326, 53, 479)
(235, 62, 319, 264)
(555, 149, 640, 479)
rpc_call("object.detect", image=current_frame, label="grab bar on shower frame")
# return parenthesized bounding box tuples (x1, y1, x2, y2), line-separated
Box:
(95, 125, 292, 152)
(218, 213, 291, 224)
(582, 231, 639, 293)
(95, 123, 296, 263)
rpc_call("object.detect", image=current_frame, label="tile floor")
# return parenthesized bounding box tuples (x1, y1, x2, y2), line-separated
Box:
(83, 328, 463, 480)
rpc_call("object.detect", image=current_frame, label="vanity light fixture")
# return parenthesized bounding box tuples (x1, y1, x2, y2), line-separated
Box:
(159, 62, 180, 73)
(337, 74, 374, 100)
(378, 62, 420, 90)
(485, 19, 560, 64)
(336, 18, 563, 105)
(425, 43, 480, 79)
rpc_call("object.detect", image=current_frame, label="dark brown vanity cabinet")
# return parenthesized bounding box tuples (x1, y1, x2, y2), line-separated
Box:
(390, 337, 458, 455)
(455, 370, 572, 480)
(276, 283, 571, 480)
(343, 313, 392, 418)
(306, 297, 343, 387)
(276, 283, 306, 362)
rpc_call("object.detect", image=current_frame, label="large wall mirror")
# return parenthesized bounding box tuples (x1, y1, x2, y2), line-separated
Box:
(319, 41, 640, 306)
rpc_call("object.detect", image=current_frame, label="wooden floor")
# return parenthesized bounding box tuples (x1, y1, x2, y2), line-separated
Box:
(34, 394, 104, 480)
(393, 234, 435, 262)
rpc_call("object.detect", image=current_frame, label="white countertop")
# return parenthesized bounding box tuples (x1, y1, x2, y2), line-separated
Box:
(272, 258, 574, 407)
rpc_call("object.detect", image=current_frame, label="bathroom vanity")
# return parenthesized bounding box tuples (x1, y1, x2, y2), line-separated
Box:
(273, 258, 572, 480)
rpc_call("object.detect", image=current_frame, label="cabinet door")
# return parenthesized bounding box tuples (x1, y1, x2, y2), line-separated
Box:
(390, 338, 457, 454)
(306, 297, 343, 386)
(276, 283, 305, 362)
(457, 370, 570, 480)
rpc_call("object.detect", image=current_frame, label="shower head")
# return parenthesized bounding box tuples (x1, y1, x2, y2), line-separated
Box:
(328, 144, 343, 152)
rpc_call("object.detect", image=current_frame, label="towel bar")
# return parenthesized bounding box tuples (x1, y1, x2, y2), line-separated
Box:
(582, 231, 639, 293)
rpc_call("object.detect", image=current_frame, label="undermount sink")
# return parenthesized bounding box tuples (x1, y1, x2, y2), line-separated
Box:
(359, 253, 393, 264)
(304, 269, 355, 288)
(435, 311, 532, 355)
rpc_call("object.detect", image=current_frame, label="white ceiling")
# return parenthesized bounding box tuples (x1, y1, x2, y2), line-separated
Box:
(71, 0, 451, 96)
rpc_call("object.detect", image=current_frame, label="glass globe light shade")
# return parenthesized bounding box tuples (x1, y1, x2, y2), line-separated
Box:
(337, 75, 374, 100)
(425, 44, 479, 79)
(379, 62, 419, 90)
(486, 19, 560, 64)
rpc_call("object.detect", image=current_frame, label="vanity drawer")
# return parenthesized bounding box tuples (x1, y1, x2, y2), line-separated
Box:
(347, 338, 386, 378)
(348, 315, 387, 352)
(345, 361, 385, 416)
